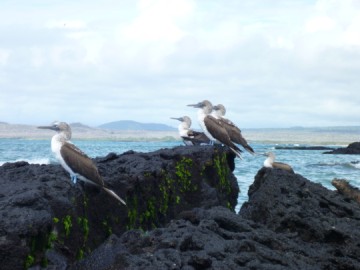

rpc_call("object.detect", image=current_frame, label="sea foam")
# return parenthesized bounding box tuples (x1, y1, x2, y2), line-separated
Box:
(0, 158, 51, 166)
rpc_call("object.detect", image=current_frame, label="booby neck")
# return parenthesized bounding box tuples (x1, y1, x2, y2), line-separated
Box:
(263, 152, 294, 172)
(212, 104, 226, 119)
(196, 101, 216, 141)
(171, 116, 192, 137)
(263, 153, 275, 167)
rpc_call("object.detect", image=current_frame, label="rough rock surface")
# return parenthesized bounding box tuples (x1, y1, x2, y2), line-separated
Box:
(72, 207, 309, 270)
(240, 168, 360, 269)
(3, 144, 360, 269)
(324, 141, 360, 154)
(74, 168, 360, 269)
(0, 145, 237, 270)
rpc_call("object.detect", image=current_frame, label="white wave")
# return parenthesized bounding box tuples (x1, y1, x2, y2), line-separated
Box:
(350, 161, 360, 169)
(0, 158, 51, 166)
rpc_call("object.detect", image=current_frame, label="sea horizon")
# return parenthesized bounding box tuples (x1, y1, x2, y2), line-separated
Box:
(1, 121, 359, 145)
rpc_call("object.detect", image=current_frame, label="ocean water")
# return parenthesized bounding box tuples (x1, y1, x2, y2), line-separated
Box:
(1, 138, 359, 212)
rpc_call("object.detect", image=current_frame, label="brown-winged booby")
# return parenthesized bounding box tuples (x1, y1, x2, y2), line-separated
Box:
(187, 100, 242, 158)
(38, 121, 126, 205)
(263, 152, 294, 173)
(171, 116, 210, 146)
(212, 104, 255, 155)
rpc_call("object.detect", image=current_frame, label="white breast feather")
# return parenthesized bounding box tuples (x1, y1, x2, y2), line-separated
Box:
(51, 134, 76, 177)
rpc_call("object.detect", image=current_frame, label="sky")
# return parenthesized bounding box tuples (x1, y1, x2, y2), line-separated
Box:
(0, 0, 360, 129)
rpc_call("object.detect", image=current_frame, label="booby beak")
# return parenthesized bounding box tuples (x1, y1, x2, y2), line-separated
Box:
(170, 117, 183, 122)
(187, 102, 203, 108)
(256, 152, 269, 157)
(37, 125, 59, 131)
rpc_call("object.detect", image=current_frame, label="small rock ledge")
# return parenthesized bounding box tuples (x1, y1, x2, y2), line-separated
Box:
(324, 141, 360, 154)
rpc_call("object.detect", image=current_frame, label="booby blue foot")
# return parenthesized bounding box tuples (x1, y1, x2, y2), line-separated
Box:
(71, 175, 77, 184)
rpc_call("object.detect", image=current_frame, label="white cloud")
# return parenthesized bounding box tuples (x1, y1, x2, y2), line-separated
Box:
(122, 0, 192, 43)
(0, 49, 10, 65)
(0, 0, 359, 128)
(343, 15, 360, 46)
(305, 16, 336, 33)
(45, 20, 87, 30)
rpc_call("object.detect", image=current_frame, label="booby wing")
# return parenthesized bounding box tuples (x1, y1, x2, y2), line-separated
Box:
(219, 119, 255, 154)
(189, 130, 205, 137)
(187, 130, 210, 144)
(61, 142, 127, 205)
(222, 118, 241, 132)
(60, 142, 105, 187)
(182, 131, 210, 146)
(272, 161, 294, 173)
(204, 115, 242, 157)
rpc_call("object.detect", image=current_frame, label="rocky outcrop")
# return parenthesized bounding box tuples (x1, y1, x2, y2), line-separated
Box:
(275, 146, 334, 150)
(0, 145, 237, 270)
(72, 206, 311, 270)
(240, 168, 360, 269)
(3, 145, 360, 269)
(324, 141, 360, 154)
(75, 168, 360, 269)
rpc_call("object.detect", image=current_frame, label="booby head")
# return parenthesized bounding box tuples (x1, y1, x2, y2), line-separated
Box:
(263, 152, 275, 167)
(187, 100, 213, 115)
(38, 121, 72, 141)
(213, 104, 226, 117)
(171, 116, 192, 127)
(263, 152, 294, 173)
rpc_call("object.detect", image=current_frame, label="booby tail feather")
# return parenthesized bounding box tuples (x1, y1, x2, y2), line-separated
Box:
(103, 187, 127, 206)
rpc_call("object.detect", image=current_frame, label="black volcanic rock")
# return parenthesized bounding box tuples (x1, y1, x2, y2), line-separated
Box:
(0, 145, 237, 270)
(324, 142, 360, 154)
(240, 168, 360, 269)
(74, 168, 360, 269)
(72, 207, 312, 270)
(3, 145, 360, 269)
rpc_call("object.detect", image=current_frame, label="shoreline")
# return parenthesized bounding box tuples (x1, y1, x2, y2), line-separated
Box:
(0, 123, 359, 145)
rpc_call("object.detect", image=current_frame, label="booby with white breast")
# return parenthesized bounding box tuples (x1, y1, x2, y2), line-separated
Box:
(187, 100, 242, 158)
(263, 152, 294, 173)
(171, 116, 210, 146)
(212, 104, 255, 155)
(38, 121, 126, 205)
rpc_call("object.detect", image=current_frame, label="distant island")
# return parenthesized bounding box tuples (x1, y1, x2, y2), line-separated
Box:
(98, 120, 176, 131)
(0, 121, 359, 144)
(0, 121, 179, 141)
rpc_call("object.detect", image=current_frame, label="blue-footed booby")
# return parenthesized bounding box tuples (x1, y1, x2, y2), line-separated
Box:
(263, 152, 294, 173)
(171, 116, 210, 146)
(212, 104, 255, 155)
(38, 121, 126, 205)
(187, 100, 242, 158)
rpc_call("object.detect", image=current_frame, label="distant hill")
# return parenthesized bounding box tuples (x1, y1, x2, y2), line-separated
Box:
(69, 122, 95, 130)
(98, 120, 176, 131)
